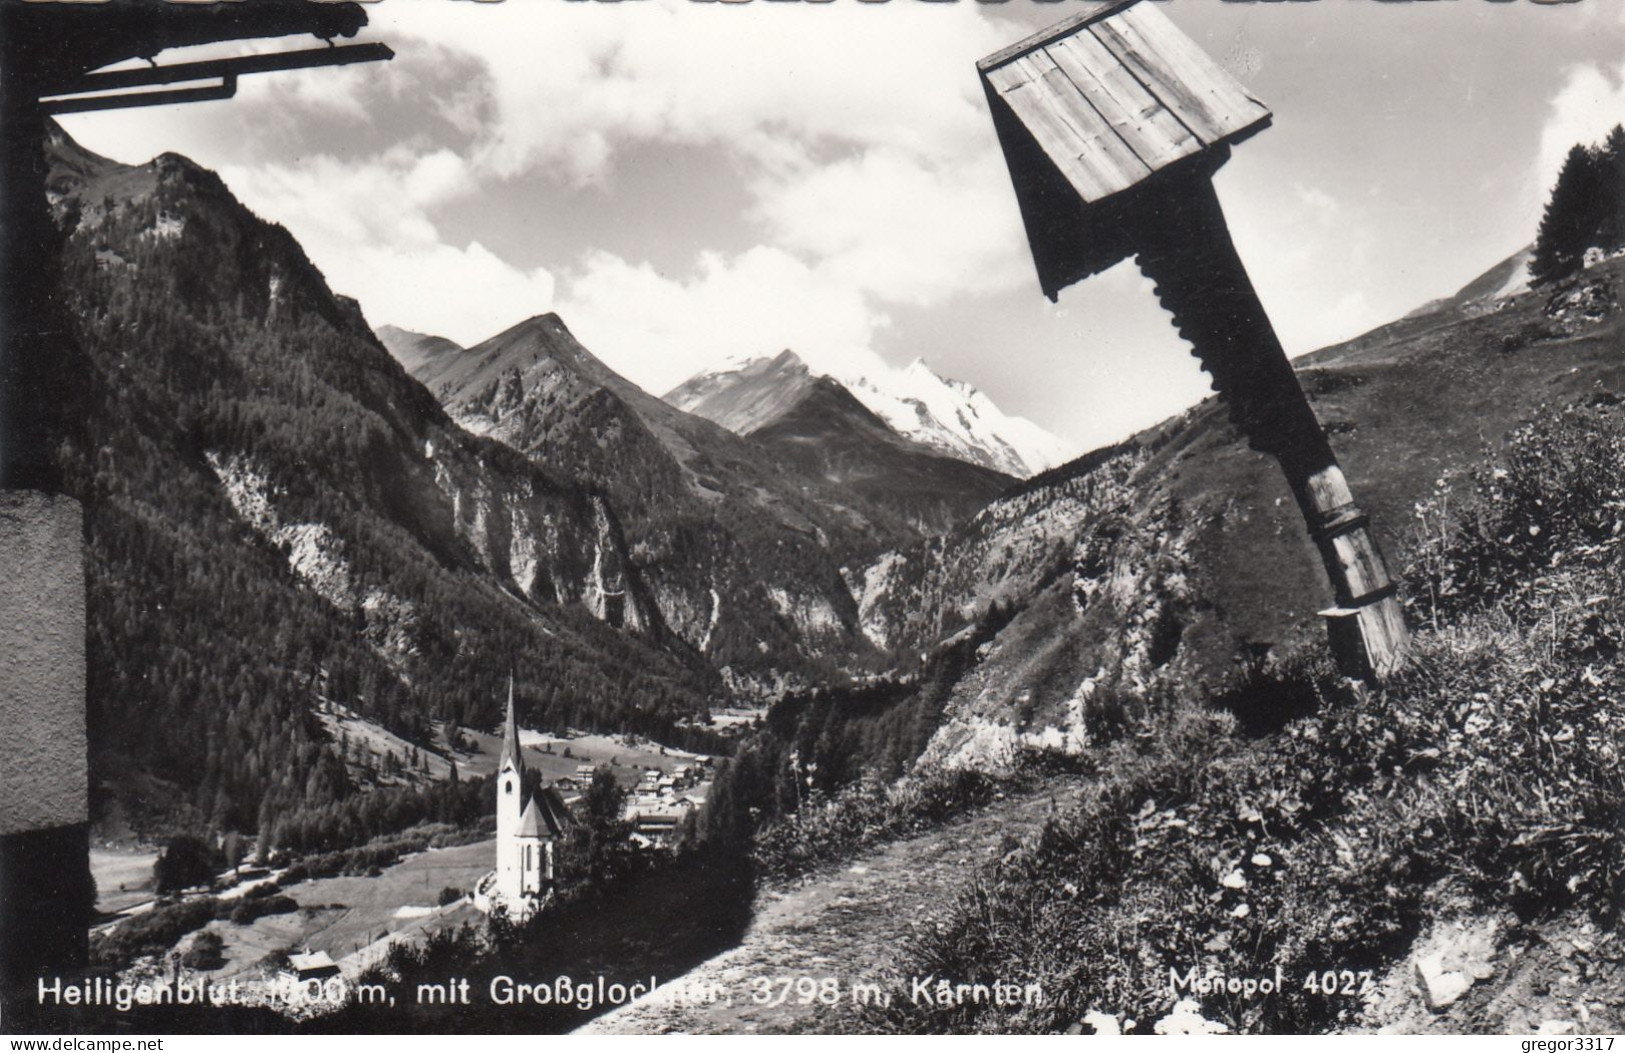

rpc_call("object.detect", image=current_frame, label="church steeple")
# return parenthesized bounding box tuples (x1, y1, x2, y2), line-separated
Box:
(499, 675, 524, 775)
(487, 674, 562, 914)
(494, 675, 527, 905)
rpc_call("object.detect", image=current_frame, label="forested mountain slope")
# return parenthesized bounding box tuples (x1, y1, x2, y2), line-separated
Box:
(46, 123, 720, 840)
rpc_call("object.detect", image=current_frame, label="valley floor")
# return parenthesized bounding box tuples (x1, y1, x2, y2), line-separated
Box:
(90, 848, 159, 915)
(176, 841, 493, 984)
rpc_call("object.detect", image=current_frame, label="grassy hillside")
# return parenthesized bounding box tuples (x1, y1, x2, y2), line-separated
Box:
(398, 313, 907, 689)
(678, 247, 1625, 1035)
(852, 395, 1625, 1033)
(862, 255, 1625, 768)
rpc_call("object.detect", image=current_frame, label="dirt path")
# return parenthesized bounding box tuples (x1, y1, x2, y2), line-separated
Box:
(577, 785, 1075, 1035)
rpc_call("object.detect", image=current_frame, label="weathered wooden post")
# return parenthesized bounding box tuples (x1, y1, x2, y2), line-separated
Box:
(0, 0, 390, 1024)
(978, 0, 1407, 681)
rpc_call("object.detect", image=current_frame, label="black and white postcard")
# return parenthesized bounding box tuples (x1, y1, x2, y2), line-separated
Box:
(3, 0, 1624, 1038)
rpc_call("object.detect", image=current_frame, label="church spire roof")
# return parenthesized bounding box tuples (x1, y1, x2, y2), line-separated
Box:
(499, 675, 524, 775)
(516, 789, 570, 839)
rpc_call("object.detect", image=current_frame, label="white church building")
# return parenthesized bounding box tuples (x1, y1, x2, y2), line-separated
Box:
(473, 683, 571, 919)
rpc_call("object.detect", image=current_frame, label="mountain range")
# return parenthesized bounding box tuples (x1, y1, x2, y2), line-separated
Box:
(45, 106, 1624, 853)
(46, 124, 726, 838)
(376, 316, 1015, 689)
(665, 349, 1071, 478)
(45, 103, 1028, 845)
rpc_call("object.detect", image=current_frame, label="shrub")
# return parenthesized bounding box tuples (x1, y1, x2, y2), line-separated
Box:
(180, 929, 225, 971)
(89, 896, 221, 968)
(153, 834, 216, 894)
(1406, 401, 1625, 622)
(752, 767, 1003, 884)
(228, 894, 297, 925)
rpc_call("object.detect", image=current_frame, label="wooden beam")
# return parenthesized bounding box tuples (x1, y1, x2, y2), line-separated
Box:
(40, 42, 393, 100)
(1088, 5, 1268, 147)
(977, 0, 1142, 73)
(43, 78, 238, 116)
(1046, 31, 1202, 173)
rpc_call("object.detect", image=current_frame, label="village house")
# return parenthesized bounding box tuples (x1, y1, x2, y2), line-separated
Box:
(278, 950, 340, 987)
(625, 798, 694, 848)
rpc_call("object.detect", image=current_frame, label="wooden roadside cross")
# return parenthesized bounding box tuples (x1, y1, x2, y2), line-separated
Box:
(978, 0, 1407, 682)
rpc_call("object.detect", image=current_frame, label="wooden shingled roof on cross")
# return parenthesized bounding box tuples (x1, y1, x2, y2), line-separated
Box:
(977, 0, 1272, 300)
(978, 4, 1410, 681)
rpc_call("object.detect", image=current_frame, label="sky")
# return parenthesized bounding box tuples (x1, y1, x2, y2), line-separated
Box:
(58, 0, 1625, 459)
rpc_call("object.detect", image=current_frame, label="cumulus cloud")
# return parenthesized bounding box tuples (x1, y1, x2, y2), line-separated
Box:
(218, 149, 555, 345)
(558, 246, 891, 396)
(349, 0, 1027, 383)
(372, 0, 1006, 182)
(1537, 60, 1625, 199)
(749, 147, 1029, 309)
(67, 0, 1032, 388)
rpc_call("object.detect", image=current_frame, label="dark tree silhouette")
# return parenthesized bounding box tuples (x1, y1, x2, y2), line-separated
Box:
(560, 769, 630, 887)
(1532, 127, 1625, 285)
(153, 835, 216, 893)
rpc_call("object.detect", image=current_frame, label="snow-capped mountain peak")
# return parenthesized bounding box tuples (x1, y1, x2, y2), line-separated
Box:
(667, 352, 1073, 478)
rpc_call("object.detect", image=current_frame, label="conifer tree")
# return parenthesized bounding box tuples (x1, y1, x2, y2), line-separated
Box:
(1599, 125, 1625, 250)
(1532, 129, 1625, 285)
(1533, 144, 1603, 285)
